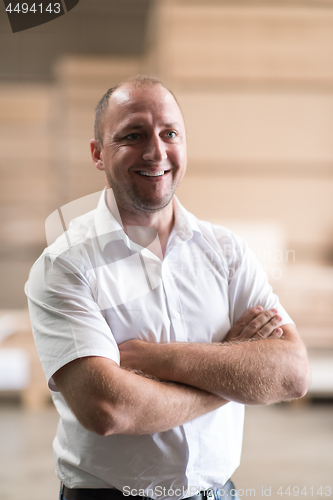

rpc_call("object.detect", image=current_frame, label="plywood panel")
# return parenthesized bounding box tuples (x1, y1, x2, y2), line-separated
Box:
(158, 4, 333, 84)
(177, 92, 333, 164)
(177, 174, 333, 261)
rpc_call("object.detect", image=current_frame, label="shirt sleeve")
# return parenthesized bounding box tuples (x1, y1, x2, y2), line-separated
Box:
(25, 251, 120, 392)
(223, 231, 294, 327)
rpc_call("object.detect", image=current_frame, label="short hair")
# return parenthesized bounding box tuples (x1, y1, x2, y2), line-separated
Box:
(94, 75, 177, 146)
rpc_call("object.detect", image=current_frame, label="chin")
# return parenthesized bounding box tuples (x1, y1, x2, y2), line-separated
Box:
(135, 196, 173, 213)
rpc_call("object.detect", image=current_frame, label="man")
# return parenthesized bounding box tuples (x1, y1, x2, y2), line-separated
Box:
(25, 75, 310, 500)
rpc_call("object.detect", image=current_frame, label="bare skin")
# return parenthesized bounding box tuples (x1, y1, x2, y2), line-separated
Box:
(119, 308, 310, 406)
(90, 84, 187, 255)
(53, 81, 311, 437)
(53, 306, 308, 436)
(53, 355, 226, 437)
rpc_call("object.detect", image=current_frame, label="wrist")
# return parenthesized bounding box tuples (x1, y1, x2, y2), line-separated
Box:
(139, 342, 176, 381)
(154, 342, 184, 382)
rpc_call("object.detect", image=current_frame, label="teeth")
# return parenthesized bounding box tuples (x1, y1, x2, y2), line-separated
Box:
(138, 171, 165, 177)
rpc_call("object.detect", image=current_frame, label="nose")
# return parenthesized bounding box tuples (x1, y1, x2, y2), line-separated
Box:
(142, 134, 167, 162)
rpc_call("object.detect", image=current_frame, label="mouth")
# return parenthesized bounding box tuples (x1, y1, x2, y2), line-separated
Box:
(136, 170, 169, 177)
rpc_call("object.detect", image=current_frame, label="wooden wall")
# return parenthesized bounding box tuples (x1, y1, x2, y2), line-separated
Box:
(1, 0, 333, 314)
(151, 0, 333, 263)
(0, 58, 144, 307)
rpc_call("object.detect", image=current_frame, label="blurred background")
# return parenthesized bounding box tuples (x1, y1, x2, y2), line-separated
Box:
(0, 0, 332, 498)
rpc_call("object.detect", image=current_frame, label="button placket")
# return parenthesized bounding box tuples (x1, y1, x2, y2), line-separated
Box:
(161, 260, 186, 341)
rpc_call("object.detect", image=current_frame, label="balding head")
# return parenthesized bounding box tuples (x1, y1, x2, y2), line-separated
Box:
(94, 75, 180, 146)
(90, 78, 187, 216)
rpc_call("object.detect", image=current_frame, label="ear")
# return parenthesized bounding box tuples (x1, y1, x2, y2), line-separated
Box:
(90, 139, 104, 171)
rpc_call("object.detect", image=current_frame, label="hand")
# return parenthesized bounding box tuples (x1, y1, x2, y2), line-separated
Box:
(119, 339, 153, 373)
(225, 306, 283, 342)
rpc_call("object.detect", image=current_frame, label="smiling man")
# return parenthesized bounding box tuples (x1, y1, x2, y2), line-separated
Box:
(25, 75, 310, 500)
(90, 78, 188, 255)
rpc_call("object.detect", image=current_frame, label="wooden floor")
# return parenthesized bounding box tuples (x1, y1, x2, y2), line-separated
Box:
(232, 403, 333, 499)
(0, 401, 332, 500)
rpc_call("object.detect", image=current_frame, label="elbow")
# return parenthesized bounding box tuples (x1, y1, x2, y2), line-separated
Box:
(284, 350, 312, 401)
(94, 402, 131, 437)
(255, 350, 311, 406)
(89, 414, 116, 437)
(77, 401, 124, 437)
(94, 425, 116, 438)
(291, 363, 311, 400)
(241, 351, 312, 406)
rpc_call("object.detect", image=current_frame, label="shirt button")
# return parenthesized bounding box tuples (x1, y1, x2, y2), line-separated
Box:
(173, 311, 180, 319)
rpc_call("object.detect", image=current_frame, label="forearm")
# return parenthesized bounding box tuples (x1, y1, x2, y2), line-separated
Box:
(150, 340, 307, 404)
(121, 327, 310, 405)
(103, 366, 227, 435)
(54, 357, 227, 437)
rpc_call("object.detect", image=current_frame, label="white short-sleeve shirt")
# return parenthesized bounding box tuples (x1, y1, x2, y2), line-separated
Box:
(25, 190, 293, 499)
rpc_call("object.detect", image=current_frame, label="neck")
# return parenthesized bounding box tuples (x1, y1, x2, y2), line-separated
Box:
(106, 192, 175, 258)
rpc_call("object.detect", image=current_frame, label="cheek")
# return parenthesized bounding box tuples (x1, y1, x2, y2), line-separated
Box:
(171, 146, 187, 173)
(113, 147, 140, 171)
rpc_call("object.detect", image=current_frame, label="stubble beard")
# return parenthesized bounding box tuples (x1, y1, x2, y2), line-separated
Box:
(105, 171, 176, 214)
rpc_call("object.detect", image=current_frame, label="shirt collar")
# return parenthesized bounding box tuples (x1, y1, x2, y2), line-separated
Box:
(94, 188, 202, 254)
(94, 188, 126, 251)
(167, 197, 202, 249)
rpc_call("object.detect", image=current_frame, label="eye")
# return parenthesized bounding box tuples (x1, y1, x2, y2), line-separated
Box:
(166, 131, 177, 138)
(125, 133, 140, 141)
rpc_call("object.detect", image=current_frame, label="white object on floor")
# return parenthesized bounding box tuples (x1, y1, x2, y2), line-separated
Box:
(0, 348, 30, 390)
(308, 358, 333, 394)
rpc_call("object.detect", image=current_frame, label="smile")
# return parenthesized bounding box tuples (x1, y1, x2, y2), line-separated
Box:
(137, 171, 167, 177)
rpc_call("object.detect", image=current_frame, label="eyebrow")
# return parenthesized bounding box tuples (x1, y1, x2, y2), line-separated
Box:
(121, 122, 181, 132)
(162, 122, 181, 128)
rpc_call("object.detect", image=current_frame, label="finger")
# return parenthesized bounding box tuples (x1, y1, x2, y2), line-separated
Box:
(265, 327, 283, 340)
(237, 308, 279, 340)
(253, 316, 283, 340)
(255, 327, 283, 340)
(271, 327, 283, 338)
(227, 306, 264, 339)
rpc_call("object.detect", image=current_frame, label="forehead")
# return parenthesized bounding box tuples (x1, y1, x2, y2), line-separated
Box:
(105, 84, 184, 129)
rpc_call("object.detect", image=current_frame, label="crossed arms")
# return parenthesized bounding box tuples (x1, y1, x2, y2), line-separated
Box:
(53, 306, 311, 437)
